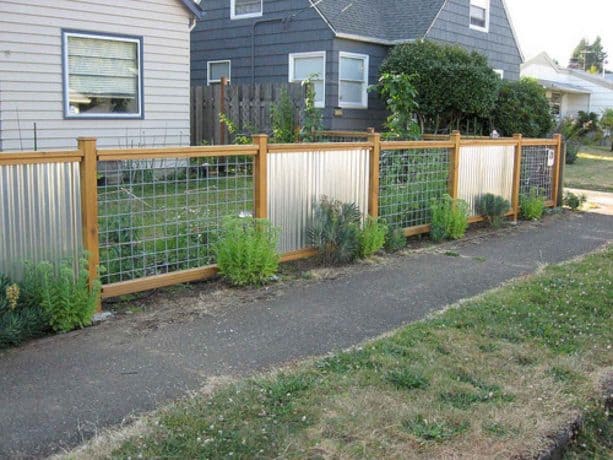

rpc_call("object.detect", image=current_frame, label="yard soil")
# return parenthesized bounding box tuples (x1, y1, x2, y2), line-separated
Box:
(0, 210, 612, 458)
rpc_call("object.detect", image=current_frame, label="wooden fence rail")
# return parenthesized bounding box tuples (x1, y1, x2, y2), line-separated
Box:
(0, 132, 563, 302)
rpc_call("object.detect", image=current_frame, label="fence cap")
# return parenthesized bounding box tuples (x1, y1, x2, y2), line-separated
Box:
(77, 137, 97, 142)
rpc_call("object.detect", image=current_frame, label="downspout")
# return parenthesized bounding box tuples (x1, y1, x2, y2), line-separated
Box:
(251, 17, 290, 85)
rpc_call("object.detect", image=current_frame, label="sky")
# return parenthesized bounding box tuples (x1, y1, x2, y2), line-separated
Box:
(504, 0, 613, 70)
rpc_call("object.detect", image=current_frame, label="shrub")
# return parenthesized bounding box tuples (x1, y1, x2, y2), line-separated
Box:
(307, 197, 362, 265)
(359, 217, 388, 258)
(492, 78, 554, 137)
(565, 141, 579, 165)
(215, 217, 280, 286)
(385, 227, 407, 253)
(271, 89, 298, 143)
(372, 72, 421, 140)
(564, 191, 586, 211)
(300, 77, 323, 141)
(25, 258, 101, 333)
(0, 273, 50, 348)
(520, 189, 545, 220)
(430, 195, 469, 242)
(380, 40, 501, 134)
(477, 194, 511, 228)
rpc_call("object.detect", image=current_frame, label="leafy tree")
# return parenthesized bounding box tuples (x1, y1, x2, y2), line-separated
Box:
(492, 78, 554, 137)
(571, 36, 608, 73)
(380, 40, 501, 134)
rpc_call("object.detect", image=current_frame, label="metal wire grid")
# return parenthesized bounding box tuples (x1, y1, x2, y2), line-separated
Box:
(308, 132, 370, 143)
(378, 148, 450, 230)
(97, 156, 254, 284)
(520, 146, 554, 200)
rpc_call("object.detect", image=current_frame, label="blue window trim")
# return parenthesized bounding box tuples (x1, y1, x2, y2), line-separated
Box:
(61, 29, 144, 120)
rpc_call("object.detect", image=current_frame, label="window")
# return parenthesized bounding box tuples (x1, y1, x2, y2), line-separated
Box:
(470, 0, 490, 32)
(231, 0, 262, 19)
(549, 92, 562, 116)
(338, 52, 369, 109)
(289, 51, 326, 108)
(207, 60, 231, 84)
(62, 31, 142, 119)
(494, 69, 504, 78)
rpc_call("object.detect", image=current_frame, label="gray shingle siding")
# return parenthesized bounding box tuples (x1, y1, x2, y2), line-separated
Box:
(425, 0, 522, 80)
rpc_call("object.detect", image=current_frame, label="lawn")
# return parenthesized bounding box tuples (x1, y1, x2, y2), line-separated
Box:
(74, 246, 612, 459)
(564, 146, 613, 192)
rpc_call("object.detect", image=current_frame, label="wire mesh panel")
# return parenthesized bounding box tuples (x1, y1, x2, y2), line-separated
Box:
(378, 148, 450, 230)
(458, 145, 515, 216)
(97, 156, 254, 285)
(521, 146, 555, 200)
(308, 132, 370, 143)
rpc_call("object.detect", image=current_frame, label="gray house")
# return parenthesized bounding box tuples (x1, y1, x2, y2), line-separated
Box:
(191, 0, 523, 130)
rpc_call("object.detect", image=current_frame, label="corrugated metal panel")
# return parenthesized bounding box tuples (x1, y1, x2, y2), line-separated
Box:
(458, 145, 515, 216)
(268, 148, 370, 253)
(0, 162, 82, 280)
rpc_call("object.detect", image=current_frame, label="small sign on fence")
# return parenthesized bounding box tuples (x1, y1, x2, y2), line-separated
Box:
(547, 149, 555, 167)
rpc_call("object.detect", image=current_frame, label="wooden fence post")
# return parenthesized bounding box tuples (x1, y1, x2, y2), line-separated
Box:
(552, 133, 563, 205)
(219, 77, 229, 145)
(253, 134, 268, 219)
(78, 137, 101, 310)
(449, 130, 461, 198)
(368, 131, 381, 218)
(512, 133, 523, 222)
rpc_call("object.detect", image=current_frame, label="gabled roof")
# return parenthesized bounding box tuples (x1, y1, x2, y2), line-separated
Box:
(179, 0, 204, 19)
(522, 52, 613, 90)
(312, 0, 446, 44)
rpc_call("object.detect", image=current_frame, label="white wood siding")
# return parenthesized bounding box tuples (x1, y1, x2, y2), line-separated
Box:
(0, 0, 192, 151)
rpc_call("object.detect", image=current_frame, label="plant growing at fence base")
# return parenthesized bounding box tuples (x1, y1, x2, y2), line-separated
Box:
(359, 217, 388, 258)
(26, 258, 101, 333)
(271, 88, 298, 143)
(385, 227, 406, 253)
(520, 189, 545, 220)
(219, 113, 253, 145)
(215, 217, 280, 286)
(477, 194, 510, 228)
(430, 195, 469, 242)
(300, 77, 323, 142)
(563, 191, 587, 211)
(307, 197, 362, 265)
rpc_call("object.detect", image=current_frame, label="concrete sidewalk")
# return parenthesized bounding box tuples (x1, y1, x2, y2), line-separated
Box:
(1, 212, 612, 458)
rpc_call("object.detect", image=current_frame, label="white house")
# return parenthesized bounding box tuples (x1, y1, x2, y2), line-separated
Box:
(521, 52, 613, 120)
(0, 0, 203, 152)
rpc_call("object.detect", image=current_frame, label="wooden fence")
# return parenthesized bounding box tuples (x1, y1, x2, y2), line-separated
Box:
(191, 80, 305, 146)
(0, 132, 562, 304)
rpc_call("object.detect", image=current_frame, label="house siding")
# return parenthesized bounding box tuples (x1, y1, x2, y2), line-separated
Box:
(426, 0, 522, 80)
(0, 0, 193, 151)
(191, 0, 336, 124)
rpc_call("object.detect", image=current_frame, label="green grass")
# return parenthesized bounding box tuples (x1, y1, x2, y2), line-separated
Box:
(74, 247, 612, 459)
(564, 146, 613, 192)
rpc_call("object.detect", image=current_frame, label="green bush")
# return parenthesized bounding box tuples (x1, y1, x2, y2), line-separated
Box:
(215, 217, 280, 286)
(430, 195, 469, 242)
(385, 227, 407, 253)
(26, 258, 101, 333)
(492, 78, 554, 137)
(372, 72, 421, 140)
(520, 189, 545, 220)
(300, 77, 323, 142)
(564, 191, 586, 211)
(380, 40, 501, 134)
(0, 274, 50, 348)
(565, 141, 579, 165)
(359, 217, 388, 258)
(477, 194, 511, 228)
(307, 197, 362, 265)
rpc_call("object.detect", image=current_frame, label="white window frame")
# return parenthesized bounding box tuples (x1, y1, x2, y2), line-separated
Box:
(231, 0, 263, 20)
(62, 30, 143, 119)
(338, 51, 369, 109)
(494, 69, 504, 78)
(469, 0, 490, 33)
(207, 60, 231, 84)
(288, 51, 326, 108)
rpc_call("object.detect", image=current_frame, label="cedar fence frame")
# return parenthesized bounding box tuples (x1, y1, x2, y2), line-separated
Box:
(0, 131, 562, 304)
